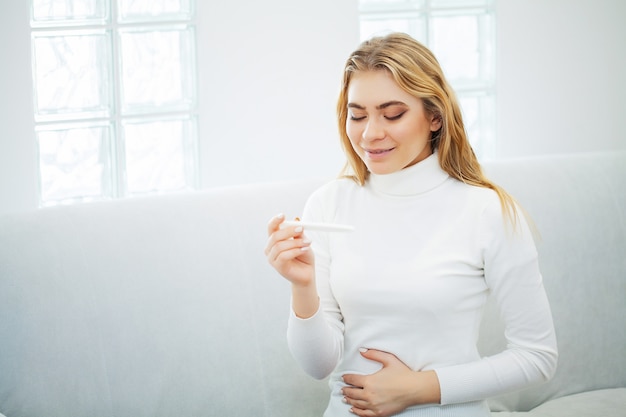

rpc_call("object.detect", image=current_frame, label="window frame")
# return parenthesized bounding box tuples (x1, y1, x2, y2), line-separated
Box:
(30, 0, 199, 207)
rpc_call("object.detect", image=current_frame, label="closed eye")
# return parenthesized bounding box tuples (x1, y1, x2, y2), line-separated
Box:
(385, 112, 406, 121)
(349, 114, 366, 121)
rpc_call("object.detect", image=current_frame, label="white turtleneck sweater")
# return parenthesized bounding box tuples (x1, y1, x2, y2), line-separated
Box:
(287, 153, 558, 416)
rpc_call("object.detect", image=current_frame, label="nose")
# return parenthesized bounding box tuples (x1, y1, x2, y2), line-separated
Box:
(361, 117, 385, 143)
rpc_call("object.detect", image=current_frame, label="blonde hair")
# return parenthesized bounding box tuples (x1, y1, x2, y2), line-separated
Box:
(337, 33, 519, 227)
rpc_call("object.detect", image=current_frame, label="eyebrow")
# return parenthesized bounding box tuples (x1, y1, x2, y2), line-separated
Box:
(347, 101, 408, 110)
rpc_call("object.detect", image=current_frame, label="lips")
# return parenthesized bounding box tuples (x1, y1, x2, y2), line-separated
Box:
(365, 147, 395, 155)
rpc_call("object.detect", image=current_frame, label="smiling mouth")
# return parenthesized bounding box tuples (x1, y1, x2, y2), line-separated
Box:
(366, 147, 395, 155)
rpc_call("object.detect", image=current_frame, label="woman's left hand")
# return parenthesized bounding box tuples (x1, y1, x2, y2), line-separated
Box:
(341, 349, 441, 417)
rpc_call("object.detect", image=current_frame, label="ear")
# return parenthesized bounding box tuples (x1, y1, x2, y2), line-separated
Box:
(430, 114, 442, 132)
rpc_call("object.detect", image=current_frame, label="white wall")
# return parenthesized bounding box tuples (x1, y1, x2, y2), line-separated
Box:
(0, 2, 39, 215)
(496, 0, 626, 157)
(195, 1, 359, 188)
(1, 0, 624, 215)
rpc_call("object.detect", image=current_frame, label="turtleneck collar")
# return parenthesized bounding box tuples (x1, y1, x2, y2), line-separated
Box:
(367, 151, 450, 197)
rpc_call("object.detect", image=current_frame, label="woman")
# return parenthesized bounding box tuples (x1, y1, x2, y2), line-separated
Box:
(265, 33, 557, 417)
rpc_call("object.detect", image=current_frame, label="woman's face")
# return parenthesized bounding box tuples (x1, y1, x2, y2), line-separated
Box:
(346, 70, 441, 175)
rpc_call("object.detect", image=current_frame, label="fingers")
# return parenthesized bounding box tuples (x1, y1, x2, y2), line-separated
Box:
(346, 404, 375, 417)
(342, 381, 389, 417)
(266, 213, 295, 256)
(266, 235, 311, 266)
(265, 214, 314, 284)
(359, 348, 400, 367)
(341, 380, 368, 414)
(342, 373, 365, 390)
(267, 213, 285, 235)
(265, 214, 309, 256)
(343, 397, 373, 417)
(266, 213, 305, 246)
(342, 385, 378, 417)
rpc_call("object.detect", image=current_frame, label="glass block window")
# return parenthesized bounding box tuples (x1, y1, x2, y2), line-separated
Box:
(359, 0, 496, 159)
(30, 0, 198, 206)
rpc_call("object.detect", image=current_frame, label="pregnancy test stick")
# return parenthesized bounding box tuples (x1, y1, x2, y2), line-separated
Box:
(280, 220, 355, 233)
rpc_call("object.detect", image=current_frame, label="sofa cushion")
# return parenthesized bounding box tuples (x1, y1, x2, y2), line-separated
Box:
(491, 388, 626, 416)
(529, 389, 626, 416)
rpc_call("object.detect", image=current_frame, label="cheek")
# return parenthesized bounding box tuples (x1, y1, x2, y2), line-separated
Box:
(401, 122, 432, 144)
(346, 122, 362, 147)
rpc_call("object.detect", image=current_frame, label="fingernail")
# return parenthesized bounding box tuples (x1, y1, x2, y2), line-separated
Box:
(300, 246, 310, 251)
(302, 238, 312, 244)
(359, 347, 368, 353)
(294, 226, 303, 233)
(277, 213, 285, 219)
(342, 397, 348, 403)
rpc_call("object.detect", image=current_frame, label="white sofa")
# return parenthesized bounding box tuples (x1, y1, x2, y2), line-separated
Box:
(0, 151, 624, 417)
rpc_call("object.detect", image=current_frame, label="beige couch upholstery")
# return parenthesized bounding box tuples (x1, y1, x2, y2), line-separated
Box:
(0, 151, 624, 416)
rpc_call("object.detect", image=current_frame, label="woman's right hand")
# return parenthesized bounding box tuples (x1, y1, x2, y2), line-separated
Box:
(265, 213, 315, 288)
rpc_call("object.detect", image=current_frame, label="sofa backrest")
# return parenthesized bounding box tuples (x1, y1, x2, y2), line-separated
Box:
(0, 179, 329, 417)
(478, 151, 626, 411)
(0, 151, 624, 416)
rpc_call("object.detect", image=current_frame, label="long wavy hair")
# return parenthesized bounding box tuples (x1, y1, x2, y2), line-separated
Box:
(337, 32, 519, 226)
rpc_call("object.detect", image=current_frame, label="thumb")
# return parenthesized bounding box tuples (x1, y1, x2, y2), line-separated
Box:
(358, 348, 398, 367)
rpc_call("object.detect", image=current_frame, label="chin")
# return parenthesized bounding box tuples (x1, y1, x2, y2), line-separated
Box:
(366, 163, 402, 176)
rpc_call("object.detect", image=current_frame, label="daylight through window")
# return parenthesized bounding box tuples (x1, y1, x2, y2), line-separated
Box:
(30, 0, 198, 206)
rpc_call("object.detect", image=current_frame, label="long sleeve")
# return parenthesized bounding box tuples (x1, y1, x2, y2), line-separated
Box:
(286, 186, 345, 380)
(434, 200, 558, 404)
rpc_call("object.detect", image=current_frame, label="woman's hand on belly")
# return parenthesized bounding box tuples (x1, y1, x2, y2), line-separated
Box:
(341, 348, 441, 416)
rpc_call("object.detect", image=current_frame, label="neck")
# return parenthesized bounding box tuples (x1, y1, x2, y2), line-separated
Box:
(368, 151, 449, 197)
